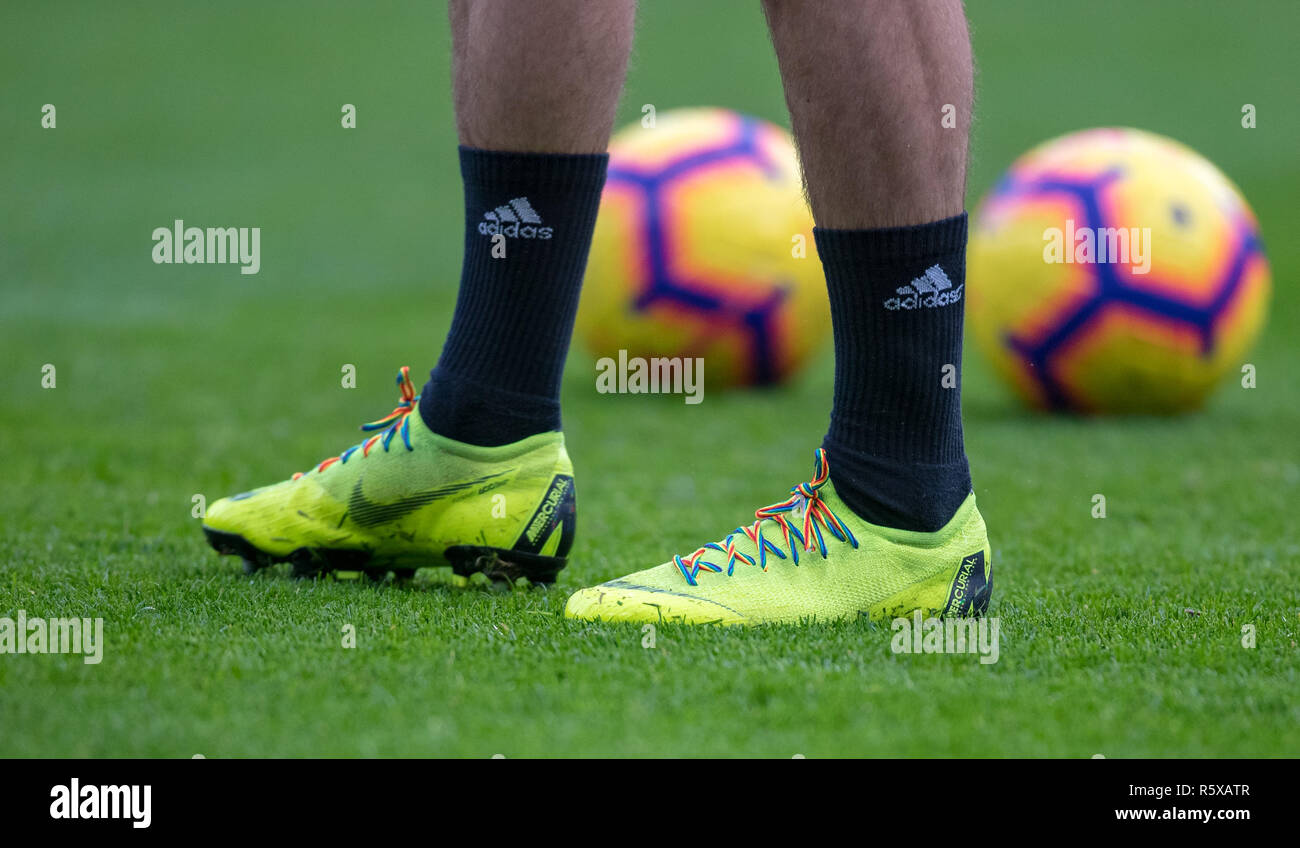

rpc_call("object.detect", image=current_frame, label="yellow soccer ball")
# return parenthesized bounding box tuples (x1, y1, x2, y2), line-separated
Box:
(578, 108, 829, 389)
(968, 128, 1270, 413)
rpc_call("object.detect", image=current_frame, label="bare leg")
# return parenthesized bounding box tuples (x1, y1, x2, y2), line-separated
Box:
(450, 0, 636, 153)
(425, 2, 637, 446)
(764, 0, 975, 533)
(763, 0, 972, 228)
(562, 1, 990, 625)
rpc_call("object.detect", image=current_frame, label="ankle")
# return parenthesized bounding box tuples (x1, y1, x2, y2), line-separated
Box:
(419, 367, 561, 447)
(823, 437, 971, 532)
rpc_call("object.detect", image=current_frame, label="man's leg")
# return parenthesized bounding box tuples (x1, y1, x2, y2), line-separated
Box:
(424, 0, 636, 444)
(203, 2, 636, 582)
(764, 0, 973, 532)
(566, 0, 990, 625)
(449, 0, 631, 154)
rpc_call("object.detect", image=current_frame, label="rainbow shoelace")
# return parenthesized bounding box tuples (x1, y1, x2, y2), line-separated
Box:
(293, 366, 418, 480)
(673, 448, 859, 586)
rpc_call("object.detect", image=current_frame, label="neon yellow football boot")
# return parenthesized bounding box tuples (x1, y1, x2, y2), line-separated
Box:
(565, 449, 991, 625)
(203, 367, 576, 584)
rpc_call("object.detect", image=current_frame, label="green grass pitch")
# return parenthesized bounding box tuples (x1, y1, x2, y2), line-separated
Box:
(1, 0, 1297, 756)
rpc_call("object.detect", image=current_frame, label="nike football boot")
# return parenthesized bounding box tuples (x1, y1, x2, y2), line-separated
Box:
(565, 449, 990, 625)
(203, 367, 576, 584)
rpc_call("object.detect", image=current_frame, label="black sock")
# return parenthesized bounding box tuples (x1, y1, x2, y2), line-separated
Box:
(420, 146, 608, 445)
(815, 213, 973, 532)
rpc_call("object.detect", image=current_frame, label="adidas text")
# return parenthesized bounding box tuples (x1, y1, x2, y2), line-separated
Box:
(884, 264, 962, 310)
(477, 197, 553, 240)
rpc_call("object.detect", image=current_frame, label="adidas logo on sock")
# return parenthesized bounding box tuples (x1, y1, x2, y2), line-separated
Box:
(883, 264, 964, 311)
(476, 197, 554, 240)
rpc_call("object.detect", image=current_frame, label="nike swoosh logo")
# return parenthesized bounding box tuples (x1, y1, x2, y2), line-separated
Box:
(347, 471, 510, 528)
(599, 579, 746, 617)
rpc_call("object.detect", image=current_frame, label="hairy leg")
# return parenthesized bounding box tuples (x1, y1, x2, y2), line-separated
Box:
(424, 1, 637, 446)
(764, 0, 975, 532)
(562, 1, 994, 623)
(762, 0, 972, 227)
(450, 0, 636, 153)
